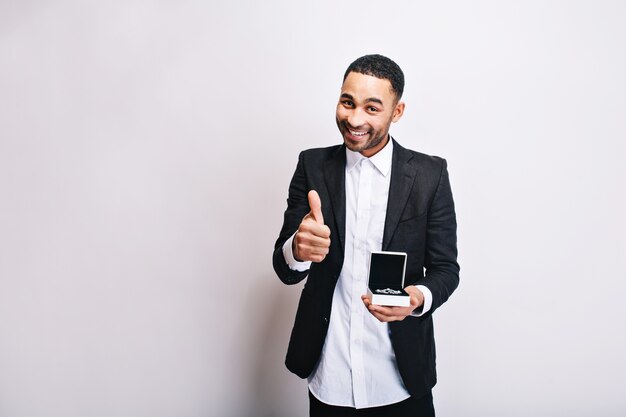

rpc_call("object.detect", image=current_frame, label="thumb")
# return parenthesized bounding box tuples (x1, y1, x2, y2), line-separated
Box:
(308, 190, 324, 224)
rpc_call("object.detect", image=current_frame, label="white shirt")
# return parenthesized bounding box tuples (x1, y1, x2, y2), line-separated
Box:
(282, 139, 433, 409)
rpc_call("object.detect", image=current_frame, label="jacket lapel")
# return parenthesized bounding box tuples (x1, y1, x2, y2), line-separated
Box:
(382, 139, 417, 250)
(324, 146, 347, 253)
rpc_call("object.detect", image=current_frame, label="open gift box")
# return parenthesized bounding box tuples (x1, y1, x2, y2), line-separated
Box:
(367, 251, 410, 307)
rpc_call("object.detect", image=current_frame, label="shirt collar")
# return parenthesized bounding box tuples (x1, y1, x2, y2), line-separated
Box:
(345, 137, 393, 177)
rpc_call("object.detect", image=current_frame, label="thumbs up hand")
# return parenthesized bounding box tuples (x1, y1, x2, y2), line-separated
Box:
(293, 190, 331, 263)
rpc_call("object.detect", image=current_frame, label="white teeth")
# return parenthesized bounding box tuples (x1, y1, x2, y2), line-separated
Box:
(350, 130, 367, 137)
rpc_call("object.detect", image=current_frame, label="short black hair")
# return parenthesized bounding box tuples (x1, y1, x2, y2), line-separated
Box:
(343, 54, 405, 100)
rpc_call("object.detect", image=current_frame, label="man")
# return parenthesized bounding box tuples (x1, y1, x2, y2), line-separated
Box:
(273, 54, 459, 416)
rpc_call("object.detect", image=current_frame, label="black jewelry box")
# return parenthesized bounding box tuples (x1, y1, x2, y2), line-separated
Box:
(367, 251, 410, 307)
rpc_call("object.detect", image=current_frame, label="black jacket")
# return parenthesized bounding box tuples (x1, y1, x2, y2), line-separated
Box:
(273, 139, 459, 398)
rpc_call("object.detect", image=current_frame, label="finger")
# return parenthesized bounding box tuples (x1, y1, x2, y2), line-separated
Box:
(295, 231, 330, 249)
(369, 305, 411, 320)
(370, 311, 399, 323)
(294, 236, 330, 259)
(301, 220, 331, 239)
(298, 246, 330, 258)
(361, 296, 371, 308)
(404, 286, 424, 308)
(308, 190, 324, 225)
(309, 254, 327, 263)
(368, 304, 392, 316)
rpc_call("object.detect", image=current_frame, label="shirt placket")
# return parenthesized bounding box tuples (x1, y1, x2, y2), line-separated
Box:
(350, 158, 373, 408)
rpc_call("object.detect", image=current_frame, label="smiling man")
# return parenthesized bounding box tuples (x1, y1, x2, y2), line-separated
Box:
(336, 71, 405, 157)
(273, 54, 459, 416)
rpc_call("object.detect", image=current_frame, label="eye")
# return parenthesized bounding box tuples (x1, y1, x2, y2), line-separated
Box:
(341, 100, 354, 107)
(367, 106, 379, 112)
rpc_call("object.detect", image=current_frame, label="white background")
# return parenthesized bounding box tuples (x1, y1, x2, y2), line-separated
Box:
(1, 1, 625, 416)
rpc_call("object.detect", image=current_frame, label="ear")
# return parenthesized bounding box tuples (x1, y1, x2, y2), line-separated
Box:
(391, 101, 405, 123)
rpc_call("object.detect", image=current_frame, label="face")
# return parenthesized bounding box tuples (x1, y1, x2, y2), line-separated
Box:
(336, 72, 405, 157)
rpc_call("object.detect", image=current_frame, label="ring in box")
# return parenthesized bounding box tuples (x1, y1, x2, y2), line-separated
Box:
(367, 251, 410, 307)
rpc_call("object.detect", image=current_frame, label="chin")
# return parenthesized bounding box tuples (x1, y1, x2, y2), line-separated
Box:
(344, 139, 366, 153)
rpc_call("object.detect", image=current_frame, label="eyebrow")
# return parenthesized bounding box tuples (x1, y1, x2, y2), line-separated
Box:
(341, 93, 384, 106)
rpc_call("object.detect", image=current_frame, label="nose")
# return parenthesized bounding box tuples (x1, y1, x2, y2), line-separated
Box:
(347, 108, 366, 128)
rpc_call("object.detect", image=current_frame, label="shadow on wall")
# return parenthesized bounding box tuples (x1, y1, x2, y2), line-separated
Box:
(244, 274, 308, 417)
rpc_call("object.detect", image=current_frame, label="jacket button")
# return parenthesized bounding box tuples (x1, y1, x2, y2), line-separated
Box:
(323, 317, 329, 323)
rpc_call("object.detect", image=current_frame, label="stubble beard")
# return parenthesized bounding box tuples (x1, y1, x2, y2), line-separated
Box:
(337, 119, 390, 155)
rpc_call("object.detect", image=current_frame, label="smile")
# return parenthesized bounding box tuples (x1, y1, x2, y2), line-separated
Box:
(349, 130, 368, 137)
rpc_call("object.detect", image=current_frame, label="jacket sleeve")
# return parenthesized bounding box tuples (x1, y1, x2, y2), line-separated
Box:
(421, 159, 460, 314)
(273, 152, 312, 285)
